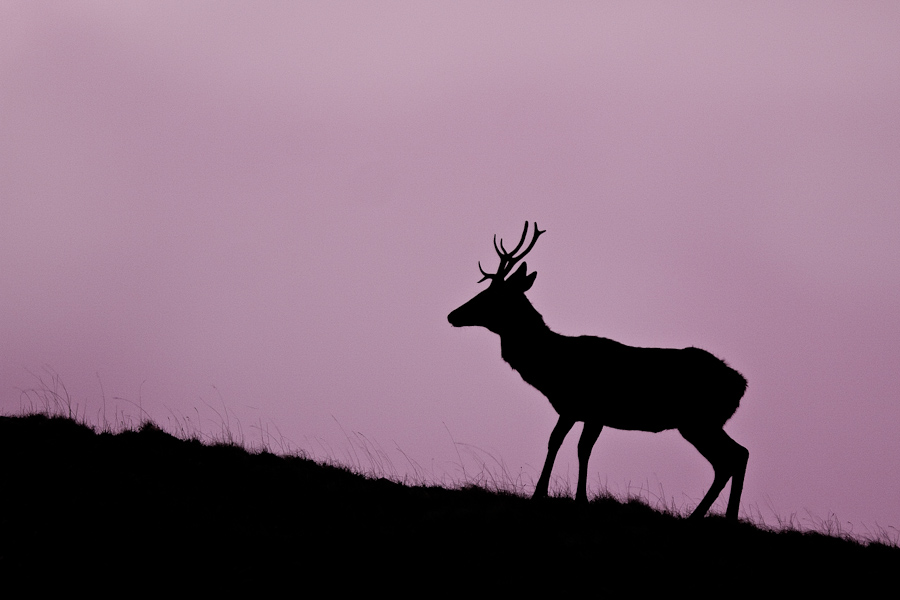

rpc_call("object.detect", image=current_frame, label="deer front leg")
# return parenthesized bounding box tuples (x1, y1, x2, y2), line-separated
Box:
(533, 415, 575, 499)
(576, 421, 603, 504)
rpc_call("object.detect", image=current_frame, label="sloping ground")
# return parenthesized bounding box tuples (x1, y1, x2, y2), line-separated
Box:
(0, 414, 895, 593)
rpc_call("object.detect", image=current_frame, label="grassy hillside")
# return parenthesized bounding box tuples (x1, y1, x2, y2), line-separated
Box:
(0, 413, 895, 593)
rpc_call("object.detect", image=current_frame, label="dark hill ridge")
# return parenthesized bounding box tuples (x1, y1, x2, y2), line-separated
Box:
(0, 414, 895, 593)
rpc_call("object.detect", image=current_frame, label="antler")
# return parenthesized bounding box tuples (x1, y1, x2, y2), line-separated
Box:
(477, 221, 545, 284)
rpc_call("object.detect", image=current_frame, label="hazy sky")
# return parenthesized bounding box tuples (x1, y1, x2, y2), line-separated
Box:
(2, 3, 899, 535)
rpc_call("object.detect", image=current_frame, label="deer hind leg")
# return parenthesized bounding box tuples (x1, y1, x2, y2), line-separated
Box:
(576, 421, 603, 504)
(679, 426, 749, 521)
(533, 415, 575, 499)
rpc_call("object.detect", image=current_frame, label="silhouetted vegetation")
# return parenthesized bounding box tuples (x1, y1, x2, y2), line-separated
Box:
(0, 414, 895, 593)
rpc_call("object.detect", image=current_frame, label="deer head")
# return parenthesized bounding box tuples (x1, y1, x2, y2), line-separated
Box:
(447, 221, 545, 334)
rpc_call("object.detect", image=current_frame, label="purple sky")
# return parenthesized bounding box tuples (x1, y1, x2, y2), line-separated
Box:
(2, 4, 899, 535)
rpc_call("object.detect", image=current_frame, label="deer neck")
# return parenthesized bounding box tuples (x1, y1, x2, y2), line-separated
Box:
(497, 304, 555, 369)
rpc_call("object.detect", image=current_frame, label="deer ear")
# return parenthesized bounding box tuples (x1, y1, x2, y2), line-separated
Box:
(510, 263, 537, 291)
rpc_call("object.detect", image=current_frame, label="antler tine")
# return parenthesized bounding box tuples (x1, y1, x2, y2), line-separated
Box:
(477, 261, 497, 283)
(478, 221, 545, 283)
(478, 221, 546, 283)
(490, 232, 513, 281)
(497, 222, 541, 278)
(497, 221, 531, 257)
(516, 221, 545, 261)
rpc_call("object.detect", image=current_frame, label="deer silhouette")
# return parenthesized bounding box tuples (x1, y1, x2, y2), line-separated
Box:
(447, 221, 748, 520)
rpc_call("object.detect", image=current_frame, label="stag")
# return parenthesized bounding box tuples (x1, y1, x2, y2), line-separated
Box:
(447, 222, 748, 520)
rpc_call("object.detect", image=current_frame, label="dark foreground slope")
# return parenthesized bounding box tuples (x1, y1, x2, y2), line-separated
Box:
(0, 414, 895, 593)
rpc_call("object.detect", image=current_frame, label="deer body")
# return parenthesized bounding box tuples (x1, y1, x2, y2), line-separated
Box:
(503, 333, 743, 432)
(448, 222, 748, 520)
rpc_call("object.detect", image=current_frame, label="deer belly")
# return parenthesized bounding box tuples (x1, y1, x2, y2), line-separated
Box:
(603, 402, 681, 432)
(548, 385, 685, 432)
